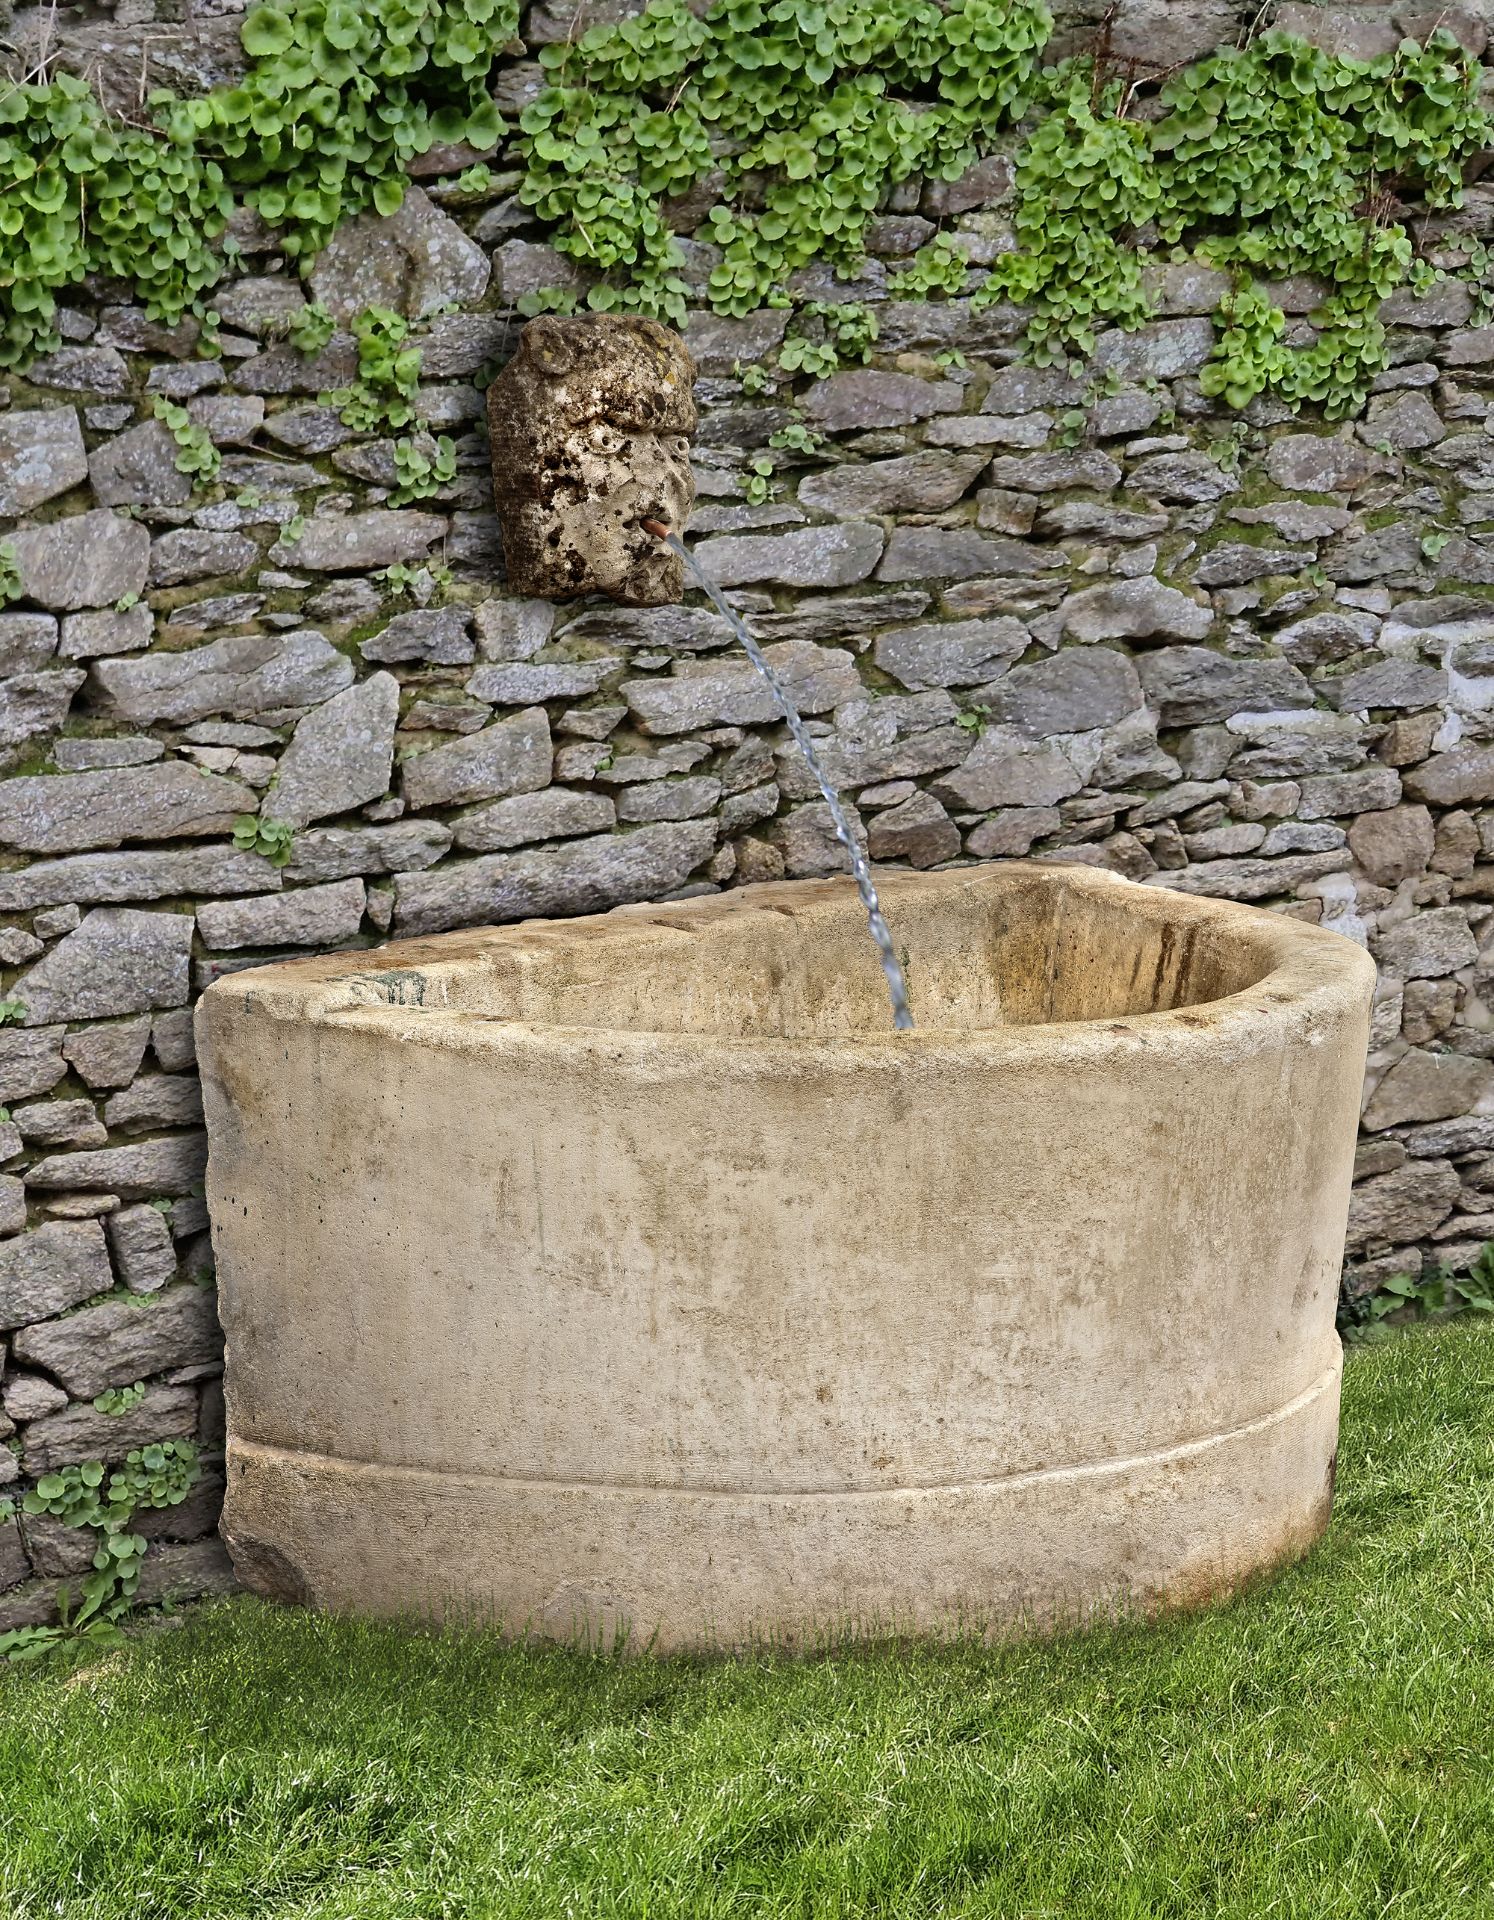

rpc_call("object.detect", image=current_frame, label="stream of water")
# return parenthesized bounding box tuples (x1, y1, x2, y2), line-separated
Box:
(662, 532, 915, 1032)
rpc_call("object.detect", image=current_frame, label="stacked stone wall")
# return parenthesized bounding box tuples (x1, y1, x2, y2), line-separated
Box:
(7, 0, 1494, 1624)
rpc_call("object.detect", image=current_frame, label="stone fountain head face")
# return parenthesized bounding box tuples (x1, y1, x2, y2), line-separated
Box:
(488, 314, 698, 608)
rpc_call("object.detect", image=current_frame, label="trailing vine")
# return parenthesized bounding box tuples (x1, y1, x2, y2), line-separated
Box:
(0, 0, 1487, 418)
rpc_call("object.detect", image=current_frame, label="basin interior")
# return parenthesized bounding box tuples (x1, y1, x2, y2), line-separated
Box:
(342, 867, 1287, 1040)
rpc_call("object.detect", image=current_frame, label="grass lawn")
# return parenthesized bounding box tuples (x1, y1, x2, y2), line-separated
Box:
(2, 1322, 1492, 1919)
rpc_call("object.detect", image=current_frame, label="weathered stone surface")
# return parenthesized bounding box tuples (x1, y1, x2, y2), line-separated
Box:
(394, 821, 717, 936)
(1322, 660, 1447, 711)
(402, 709, 553, 809)
(58, 604, 154, 660)
(0, 1221, 113, 1332)
(271, 674, 399, 827)
(465, 660, 620, 703)
(1194, 544, 1315, 588)
(148, 529, 260, 588)
(1296, 768, 1400, 818)
(1091, 319, 1214, 378)
(797, 451, 988, 516)
(933, 727, 1090, 810)
(0, 408, 87, 515)
(0, 668, 84, 747)
(986, 648, 1142, 735)
(64, 1017, 153, 1093)
(91, 1199, 175, 1297)
(11, 909, 192, 1025)
(682, 309, 789, 375)
(1348, 805, 1436, 885)
(1374, 906, 1478, 979)
(1126, 451, 1239, 504)
(987, 450, 1122, 494)
(284, 822, 453, 882)
(489, 316, 696, 606)
(103, 1072, 203, 1133)
(453, 788, 616, 852)
(8, 510, 149, 610)
(876, 527, 1058, 582)
(23, 1135, 208, 1198)
(309, 186, 490, 322)
(88, 420, 194, 509)
(1137, 649, 1313, 725)
(623, 642, 860, 732)
(1059, 578, 1212, 643)
(0, 765, 256, 855)
(1346, 1159, 1461, 1251)
(276, 511, 446, 571)
(0, 1029, 68, 1103)
(873, 618, 1028, 691)
(91, 630, 354, 725)
(197, 880, 366, 951)
(692, 523, 884, 589)
(1147, 851, 1350, 899)
(1265, 434, 1379, 492)
(804, 371, 963, 431)
(0, 613, 58, 675)
(866, 791, 960, 867)
(616, 776, 721, 823)
(360, 609, 474, 665)
(14, 1286, 221, 1400)
(1362, 1049, 1494, 1130)
(0, 846, 280, 911)
(13, 1098, 106, 1149)
(1404, 745, 1494, 805)
(22, 1383, 198, 1475)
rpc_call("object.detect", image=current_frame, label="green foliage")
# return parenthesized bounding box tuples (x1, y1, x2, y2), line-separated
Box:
(152, 398, 221, 486)
(287, 301, 335, 353)
(887, 233, 973, 299)
(519, 0, 1052, 323)
(0, 541, 22, 608)
(323, 307, 423, 432)
(768, 420, 825, 455)
(390, 432, 458, 505)
(0, 1000, 28, 1026)
(777, 300, 879, 378)
(982, 30, 1488, 415)
(93, 1382, 148, 1417)
(2, 1442, 201, 1660)
(232, 815, 297, 867)
(1345, 1244, 1494, 1341)
(740, 454, 776, 504)
(376, 560, 453, 602)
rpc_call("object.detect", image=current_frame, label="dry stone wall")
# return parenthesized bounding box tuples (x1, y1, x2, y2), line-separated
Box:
(7, 0, 1494, 1625)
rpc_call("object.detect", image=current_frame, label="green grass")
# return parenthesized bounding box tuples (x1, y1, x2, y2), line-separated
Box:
(2, 1322, 1492, 1919)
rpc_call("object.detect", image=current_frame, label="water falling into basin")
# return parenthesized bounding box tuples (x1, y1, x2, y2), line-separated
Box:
(644, 523, 914, 1032)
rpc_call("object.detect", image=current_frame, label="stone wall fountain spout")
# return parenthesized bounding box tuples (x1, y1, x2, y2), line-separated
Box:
(488, 314, 697, 608)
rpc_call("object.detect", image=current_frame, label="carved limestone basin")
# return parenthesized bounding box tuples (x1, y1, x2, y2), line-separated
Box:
(197, 863, 1374, 1650)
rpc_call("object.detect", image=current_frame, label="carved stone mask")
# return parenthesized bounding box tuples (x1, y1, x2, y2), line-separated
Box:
(488, 314, 698, 607)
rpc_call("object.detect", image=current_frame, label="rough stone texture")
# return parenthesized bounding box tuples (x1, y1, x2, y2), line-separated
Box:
(0, 408, 88, 516)
(200, 866, 1371, 1648)
(308, 186, 491, 322)
(0, 1221, 113, 1332)
(197, 880, 367, 951)
(402, 710, 553, 809)
(14, 1287, 221, 1400)
(0, 767, 256, 855)
(11, 910, 193, 1024)
(107, 1203, 179, 1294)
(489, 316, 697, 605)
(7, 510, 149, 609)
(270, 674, 399, 827)
(91, 632, 354, 725)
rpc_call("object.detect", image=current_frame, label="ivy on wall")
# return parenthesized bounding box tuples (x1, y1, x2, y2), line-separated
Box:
(0, 0, 1489, 417)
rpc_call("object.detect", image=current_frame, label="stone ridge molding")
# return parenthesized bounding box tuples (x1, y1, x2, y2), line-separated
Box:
(6, 0, 1494, 1628)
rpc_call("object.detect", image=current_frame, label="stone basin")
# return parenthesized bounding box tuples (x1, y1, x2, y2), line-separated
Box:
(197, 863, 1375, 1649)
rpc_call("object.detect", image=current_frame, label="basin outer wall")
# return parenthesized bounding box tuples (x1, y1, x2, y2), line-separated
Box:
(197, 866, 1376, 1650)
